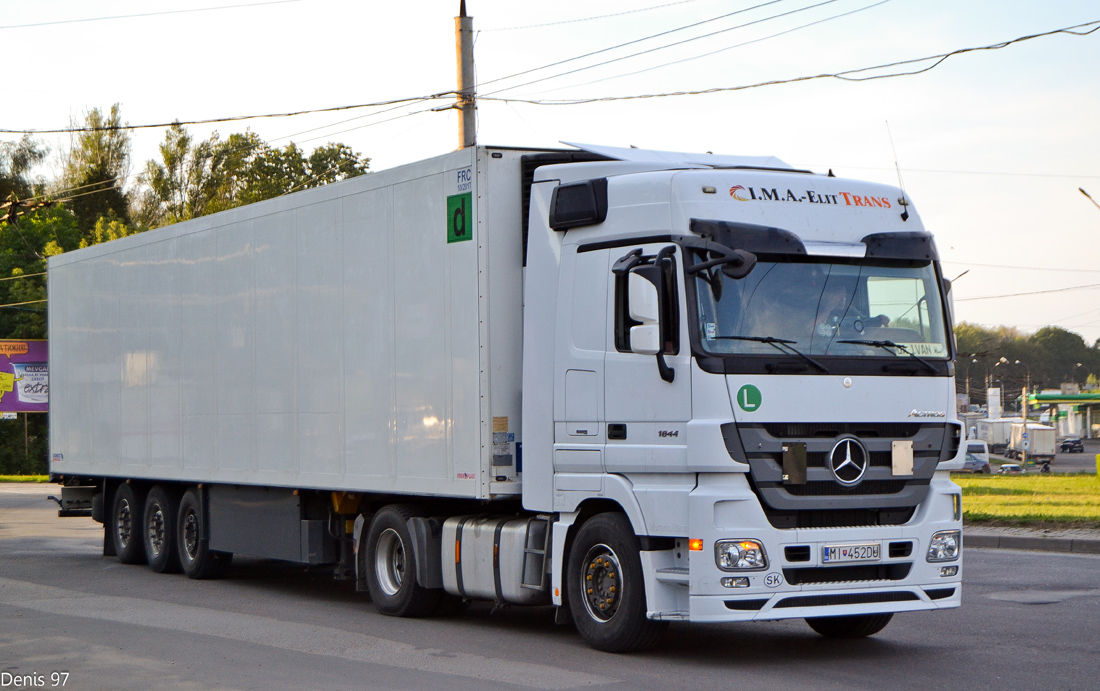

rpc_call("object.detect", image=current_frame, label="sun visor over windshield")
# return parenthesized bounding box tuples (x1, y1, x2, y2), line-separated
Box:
(861, 231, 938, 261)
(690, 219, 807, 255)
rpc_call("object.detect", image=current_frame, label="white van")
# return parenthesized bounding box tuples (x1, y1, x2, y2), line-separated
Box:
(966, 440, 990, 467)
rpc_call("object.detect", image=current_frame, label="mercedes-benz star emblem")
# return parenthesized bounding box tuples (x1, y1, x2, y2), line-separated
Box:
(829, 438, 869, 487)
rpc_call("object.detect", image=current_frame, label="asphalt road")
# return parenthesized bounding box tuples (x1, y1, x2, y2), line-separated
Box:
(2, 483, 1099, 691)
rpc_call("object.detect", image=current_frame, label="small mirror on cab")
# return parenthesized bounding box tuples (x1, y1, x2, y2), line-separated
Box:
(630, 324, 661, 355)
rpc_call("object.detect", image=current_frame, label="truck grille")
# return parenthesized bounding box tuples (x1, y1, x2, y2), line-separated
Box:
(763, 506, 915, 529)
(763, 422, 921, 438)
(781, 480, 908, 496)
(725, 421, 958, 528)
(783, 563, 911, 585)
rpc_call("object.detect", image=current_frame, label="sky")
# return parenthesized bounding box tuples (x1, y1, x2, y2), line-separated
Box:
(3, 0, 1099, 344)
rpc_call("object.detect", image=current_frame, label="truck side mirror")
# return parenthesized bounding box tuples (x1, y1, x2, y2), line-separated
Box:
(628, 273, 660, 356)
(613, 245, 677, 382)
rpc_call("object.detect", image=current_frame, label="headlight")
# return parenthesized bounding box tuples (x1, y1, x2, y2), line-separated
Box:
(715, 539, 768, 571)
(927, 530, 961, 562)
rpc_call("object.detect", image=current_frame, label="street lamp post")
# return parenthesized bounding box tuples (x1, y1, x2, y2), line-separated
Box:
(1014, 360, 1031, 421)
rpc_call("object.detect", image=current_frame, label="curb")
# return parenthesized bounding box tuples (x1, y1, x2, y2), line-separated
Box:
(965, 532, 1100, 555)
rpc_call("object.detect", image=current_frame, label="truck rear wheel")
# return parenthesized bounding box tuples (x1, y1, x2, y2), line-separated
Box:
(143, 485, 182, 573)
(365, 505, 441, 617)
(806, 612, 893, 638)
(566, 513, 667, 653)
(112, 483, 148, 565)
(176, 488, 232, 579)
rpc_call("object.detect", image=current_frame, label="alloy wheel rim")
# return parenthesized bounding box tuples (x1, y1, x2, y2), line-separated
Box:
(374, 528, 406, 596)
(116, 498, 133, 548)
(581, 543, 623, 622)
(148, 506, 166, 556)
(183, 510, 199, 560)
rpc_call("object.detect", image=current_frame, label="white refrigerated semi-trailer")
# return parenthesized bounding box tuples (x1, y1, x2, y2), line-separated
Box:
(49, 143, 965, 651)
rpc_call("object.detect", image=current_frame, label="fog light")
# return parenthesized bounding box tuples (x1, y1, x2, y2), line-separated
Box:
(940, 566, 958, 577)
(721, 577, 750, 588)
(715, 539, 767, 571)
(927, 530, 961, 562)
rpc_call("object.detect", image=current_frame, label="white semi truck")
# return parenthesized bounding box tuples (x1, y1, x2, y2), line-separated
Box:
(1005, 422, 1057, 462)
(48, 143, 964, 652)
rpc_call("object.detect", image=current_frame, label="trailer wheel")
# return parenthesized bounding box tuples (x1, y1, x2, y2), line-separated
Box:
(566, 512, 668, 653)
(112, 483, 148, 565)
(806, 613, 893, 638)
(176, 488, 232, 579)
(365, 505, 441, 617)
(143, 485, 182, 574)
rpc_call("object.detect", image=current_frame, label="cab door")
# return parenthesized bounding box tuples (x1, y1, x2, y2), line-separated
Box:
(603, 242, 692, 473)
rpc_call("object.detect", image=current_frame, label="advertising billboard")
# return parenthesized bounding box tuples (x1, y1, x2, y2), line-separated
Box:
(0, 340, 47, 413)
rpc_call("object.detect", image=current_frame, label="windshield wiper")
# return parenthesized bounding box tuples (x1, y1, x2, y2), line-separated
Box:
(836, 339, 938, 373)
(716, 335, 829, 374)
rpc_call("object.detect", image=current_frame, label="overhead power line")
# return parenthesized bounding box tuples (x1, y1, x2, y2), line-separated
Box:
(537, 0, 893, 95)
(481, 0, 844, 97)
(475, 0, 792, 91)
(0, 95, 447, 135)
(956, 282, 1100, 302)
(481, 0, 706, 32)
(0, 0, 303, 31)
(482, 20, 1100, 105)
(816, 165, 1100, 179)
(942, 261, 1100, 274)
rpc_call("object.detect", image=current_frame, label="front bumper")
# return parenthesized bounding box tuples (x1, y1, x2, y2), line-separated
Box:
(642, 471, 963, 622)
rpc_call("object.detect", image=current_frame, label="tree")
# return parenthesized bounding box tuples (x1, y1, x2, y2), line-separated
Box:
(955, 322, 1100, 405)
(134, 123, 220, 227)
(0, 135, 47, 203)
(0, 206, 82, 475)
(61, 104, 132, 235)
(134, 124, 370, 228)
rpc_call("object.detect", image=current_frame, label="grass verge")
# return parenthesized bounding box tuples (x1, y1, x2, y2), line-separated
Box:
(953, 473, 1100, 528)
(0, 474, 49, 483)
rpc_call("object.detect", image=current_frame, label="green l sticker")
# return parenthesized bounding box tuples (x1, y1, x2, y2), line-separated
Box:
(447, 192, 473, 243)
(736, 384, 762, 412)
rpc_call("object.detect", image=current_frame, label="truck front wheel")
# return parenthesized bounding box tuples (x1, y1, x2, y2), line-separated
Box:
(365, 505, 441, 617)
(176, 488, 232, 579)
(112, 483, 148, 565)
(806, 612, 893, 638)
(566, 513, 667, 652)
(143, 485, 182, 573)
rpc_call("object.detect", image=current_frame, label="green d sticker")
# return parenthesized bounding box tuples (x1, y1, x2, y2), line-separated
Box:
(447, 192, 473, 243)
(736, 384, 762, 412)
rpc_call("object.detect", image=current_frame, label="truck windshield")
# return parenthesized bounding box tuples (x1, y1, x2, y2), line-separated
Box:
(692, 254, 950, 359)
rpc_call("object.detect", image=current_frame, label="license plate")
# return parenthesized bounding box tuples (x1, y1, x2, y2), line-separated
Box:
(823, 543, 880, 564)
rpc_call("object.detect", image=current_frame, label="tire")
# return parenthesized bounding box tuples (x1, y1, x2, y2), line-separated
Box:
(806, 613, 893, 638)
(143, 485, 182, 574)
(112, 483, 148, 565)
(566, 512, 668, 653)
(176, 488, 233, 579)
(365, 505, 441, 617)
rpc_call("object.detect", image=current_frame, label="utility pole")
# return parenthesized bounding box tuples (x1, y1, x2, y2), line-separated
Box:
(455, 1, 476, 149)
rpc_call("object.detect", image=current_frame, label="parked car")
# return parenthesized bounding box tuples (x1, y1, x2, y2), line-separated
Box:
(962, 452, 991, 474)
(998, 463, 1023, 474)
(966, 440, 990, 467)
(1059, 437, 1084, 453)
